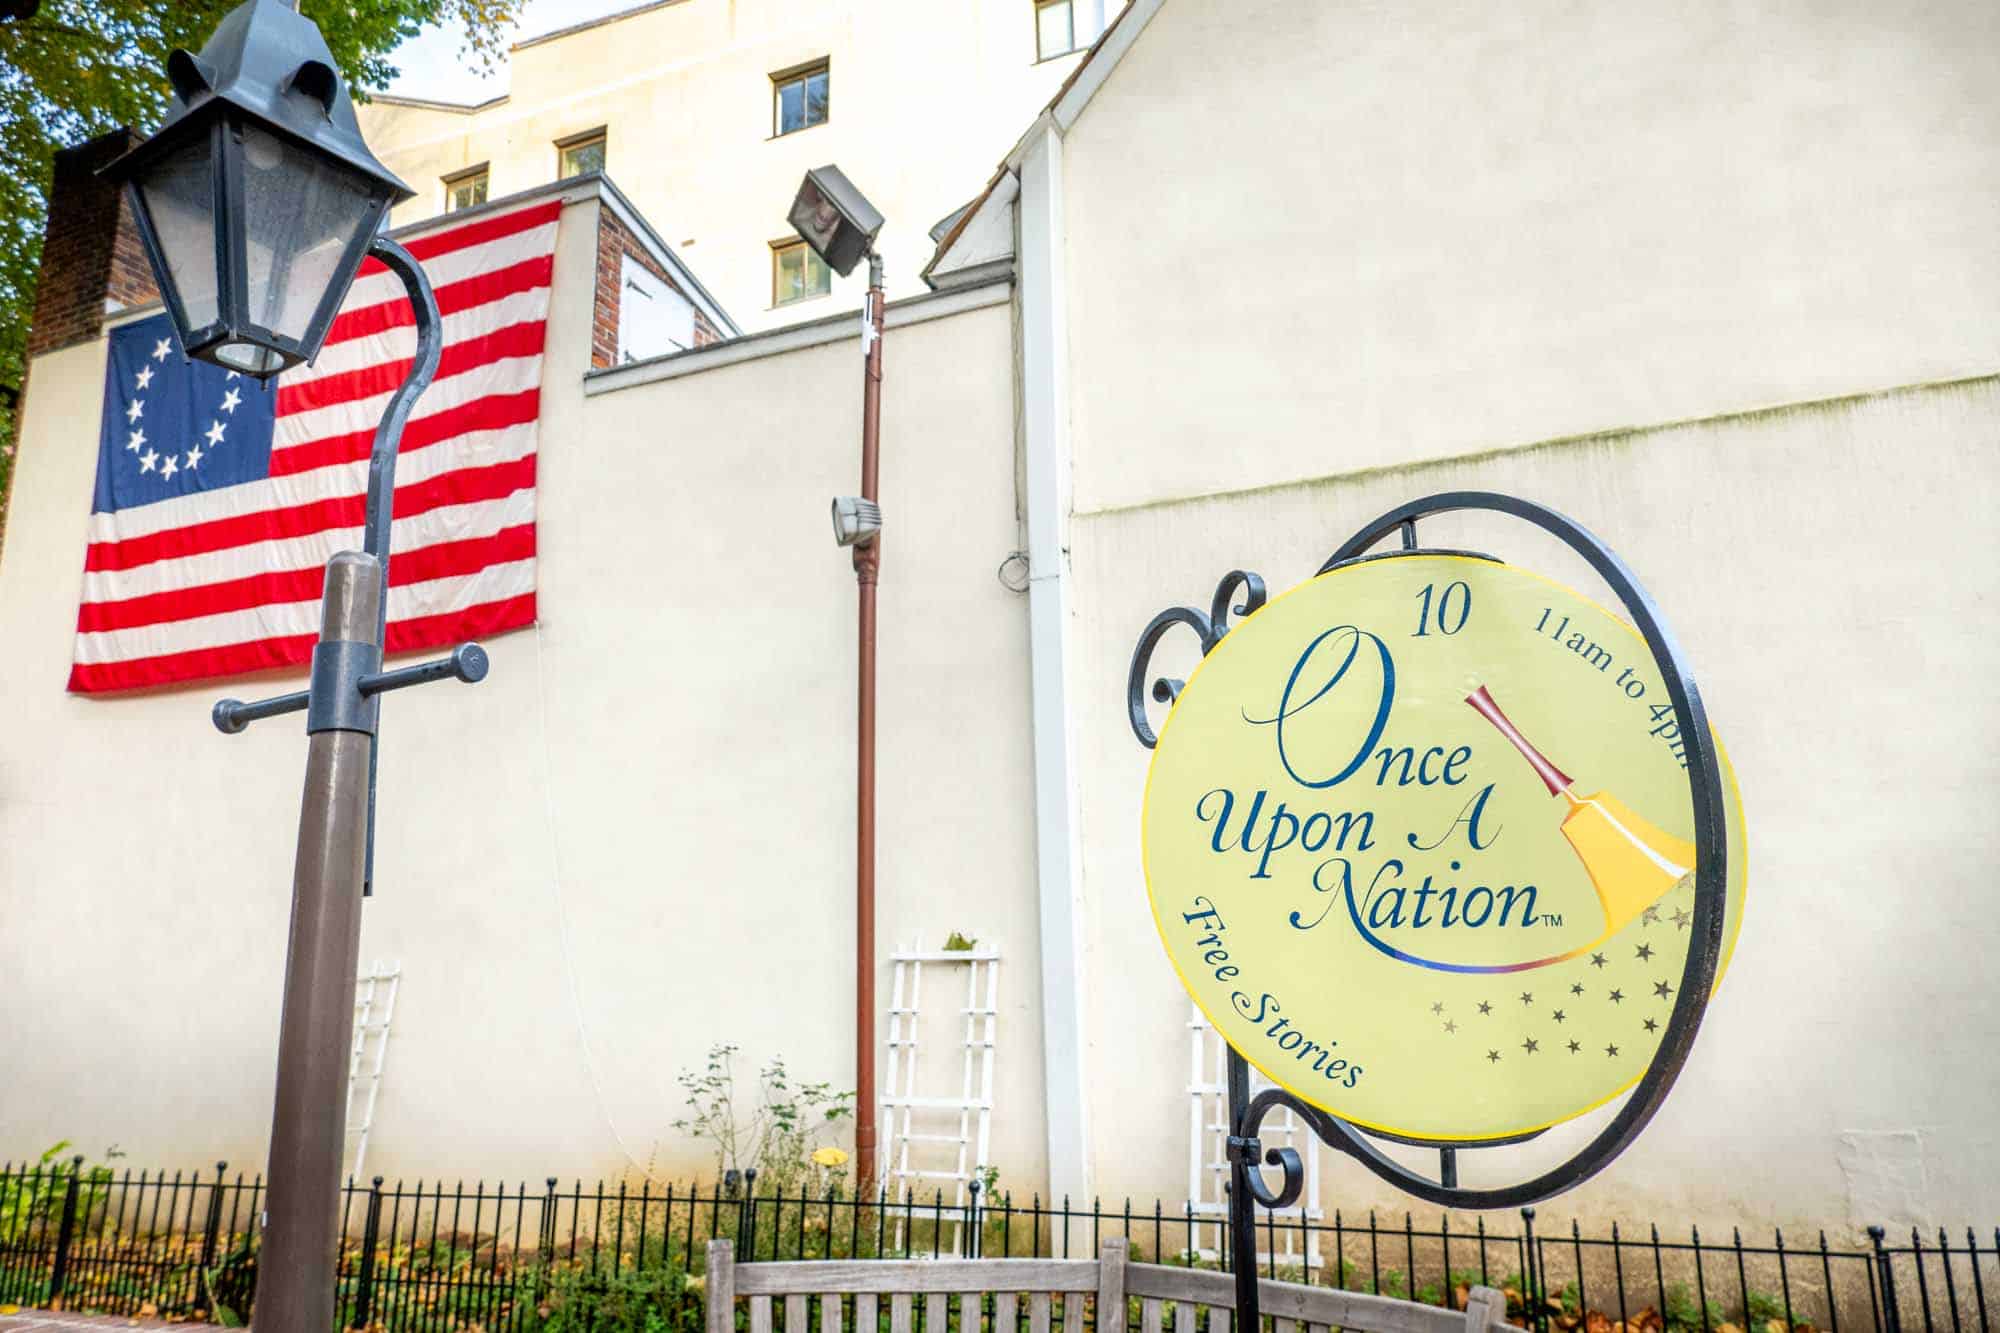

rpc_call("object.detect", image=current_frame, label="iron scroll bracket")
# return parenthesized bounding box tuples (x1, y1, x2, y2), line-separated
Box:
(1127, 493, 1731, 1324)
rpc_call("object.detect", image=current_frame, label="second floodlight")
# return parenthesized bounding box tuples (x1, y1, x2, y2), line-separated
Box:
(831, 496, 882, 548)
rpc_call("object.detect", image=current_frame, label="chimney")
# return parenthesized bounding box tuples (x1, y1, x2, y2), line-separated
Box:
(26, 128, 159, 361)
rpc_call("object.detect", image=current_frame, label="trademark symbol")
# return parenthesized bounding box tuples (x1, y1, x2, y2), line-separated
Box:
(1543, 913, 1564, 928)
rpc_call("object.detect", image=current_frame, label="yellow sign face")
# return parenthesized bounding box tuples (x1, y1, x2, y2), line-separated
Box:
(1142, 555, 1746, 1142)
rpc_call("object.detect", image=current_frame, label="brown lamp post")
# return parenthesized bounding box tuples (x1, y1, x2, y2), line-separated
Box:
(791, 165, 888, 1189)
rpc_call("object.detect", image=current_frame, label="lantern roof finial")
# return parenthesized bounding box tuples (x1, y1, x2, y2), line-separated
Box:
(102, 0, 412, 203)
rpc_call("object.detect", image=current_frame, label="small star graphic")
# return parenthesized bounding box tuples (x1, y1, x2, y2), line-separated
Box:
(1443, 1020, 1457, 1034)
(1519, 991, 1533, 1006)
(1654, 980, 1674, 999)
(1636, 943, 1654, 961)
(1643, 1018, 1659, 1033)
(1671, 907, 1692, 930)
(1486, 1050, 1501, 1064)
(134, 365, 154, 390)
(1567, 1039, 1582, 1054)
(1605, 1043, 1621, 1057)
(1551, 1009, 1566, 1024)
(1608, 988, 1625, 1004)
(151, 337, 172, 361)
(1642, 906, 1660, 926)
(204, 420, 226, 447)
(138, 448, 158, 473)
(125, 398, 145, 423)
(219, 387, 242, 415)
(1431, 1002, 1444, 1015)
(1590, 952, 1607, 968)
(225, 370, 241, 380)
(1521, 1037, 1539, 1054)
(126, 428, 145, 453)
(1477, 1001, 1492, 1015)
(160, 454, 178, 479)
(1570, 982, 1585, 996)
(185, 445, 204, 470)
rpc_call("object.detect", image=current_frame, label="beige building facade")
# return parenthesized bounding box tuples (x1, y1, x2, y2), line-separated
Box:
(359, 0, 1125, 335)
(3, 0, 1997, 1238)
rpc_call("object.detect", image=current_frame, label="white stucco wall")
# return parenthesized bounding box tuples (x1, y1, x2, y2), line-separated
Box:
(0, 196, 1041, 1189)
(1052, 0, 2000, 1229)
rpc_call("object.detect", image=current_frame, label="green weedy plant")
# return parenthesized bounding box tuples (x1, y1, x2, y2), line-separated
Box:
(0, 1141, 123, 1241)
(527, 1261, 702, 1333)
(1664, 1282, 1725, 1333)
(672, 1044, 856, 1197)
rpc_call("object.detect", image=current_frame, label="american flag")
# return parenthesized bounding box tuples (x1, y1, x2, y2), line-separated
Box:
(69, 199, 561, 694)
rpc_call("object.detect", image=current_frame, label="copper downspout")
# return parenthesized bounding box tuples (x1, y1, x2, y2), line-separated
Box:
(853, 253, 885, 1190)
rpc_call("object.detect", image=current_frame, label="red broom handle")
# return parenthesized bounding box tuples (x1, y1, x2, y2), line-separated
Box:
(1465, 685, 1572, 796)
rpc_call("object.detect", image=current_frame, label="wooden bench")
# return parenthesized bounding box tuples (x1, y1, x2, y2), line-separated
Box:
(705, 1237, 1509, 1333)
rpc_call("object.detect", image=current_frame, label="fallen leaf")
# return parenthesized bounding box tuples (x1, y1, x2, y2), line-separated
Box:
(1587, 1312, 1613, 1333)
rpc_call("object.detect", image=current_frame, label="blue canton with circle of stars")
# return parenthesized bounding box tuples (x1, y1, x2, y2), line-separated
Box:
(93, 313, 277, 515)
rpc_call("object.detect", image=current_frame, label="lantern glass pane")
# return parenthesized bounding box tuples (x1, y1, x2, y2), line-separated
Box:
(135, 134, 221, 332)
(238, 124, 380, 346)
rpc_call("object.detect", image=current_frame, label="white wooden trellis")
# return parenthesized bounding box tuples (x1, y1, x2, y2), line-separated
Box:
(1187, 1003, 1322, 1267)
(344, 959, 401, 1183)
(879, 936, 1001, 1253)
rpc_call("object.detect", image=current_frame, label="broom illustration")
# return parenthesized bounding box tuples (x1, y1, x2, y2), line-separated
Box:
(1466, 685, 1694, 939)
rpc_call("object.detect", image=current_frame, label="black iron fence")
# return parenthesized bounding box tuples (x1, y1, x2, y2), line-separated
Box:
(1, 1156, 1992, 1333)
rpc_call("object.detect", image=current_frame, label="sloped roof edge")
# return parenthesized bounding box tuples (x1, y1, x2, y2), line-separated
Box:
(923, 0, 1168, 282)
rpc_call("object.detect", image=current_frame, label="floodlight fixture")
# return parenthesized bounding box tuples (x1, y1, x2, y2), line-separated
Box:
(831, 495, 883, 548)
(788, 164, 885, 278)
(100, 0, 415, 377)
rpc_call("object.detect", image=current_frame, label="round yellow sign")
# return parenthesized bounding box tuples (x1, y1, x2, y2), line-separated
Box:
(1142, 554, 1746, 1143)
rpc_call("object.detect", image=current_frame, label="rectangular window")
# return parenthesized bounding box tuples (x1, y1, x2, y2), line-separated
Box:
(1036, 0, 1077, 59)
(557, 130, 607, 180)
(772, 239, 832, 306)
(773, 62, 830, 136)
(444, 166, 489, 213)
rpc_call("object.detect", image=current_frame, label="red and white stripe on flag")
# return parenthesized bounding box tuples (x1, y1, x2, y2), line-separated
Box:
(69, 200, 561, 694)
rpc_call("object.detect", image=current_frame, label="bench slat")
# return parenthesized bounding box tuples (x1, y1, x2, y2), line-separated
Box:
(857, 1293, 878, 1333)
(751, 1296, 773, 1333)
(926, 1293, 948, 1333)
(962, 1292, 982, 1333)
(1029, 1291, 1051, 1333)
(788, 1293, 809, 1333)
(1143, 1297, 1163, 1333)
(824, 1293, 843, 1333)
(893, 1293, 914, 1333)
(1062, 1291, 1083, 1333)
(995, 1290, 1018, 1333)
(737, 1260, 1100, 1295)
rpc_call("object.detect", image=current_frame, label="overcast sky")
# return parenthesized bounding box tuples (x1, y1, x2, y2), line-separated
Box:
(384, 1, 642, 103)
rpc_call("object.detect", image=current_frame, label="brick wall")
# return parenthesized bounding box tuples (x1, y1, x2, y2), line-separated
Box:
(27, 128, 158, 361)
(590, 206, 723, 369)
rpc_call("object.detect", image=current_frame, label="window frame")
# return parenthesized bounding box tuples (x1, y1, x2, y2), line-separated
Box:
(770, 59, 831, 137)
(1035, 0, 1079, 61)
(555, 128, 608, 180)
(442, 163, 490, 214)
(770, 237, 832, 308)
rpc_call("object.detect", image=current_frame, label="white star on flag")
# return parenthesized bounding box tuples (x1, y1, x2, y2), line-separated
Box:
(185, 445, 204, 469)
(126, 428, 145, 453)
(219, 387, 241, 414)
(151, 338, 171, 361)
(125, 398, 144, 423)
(138, 449, 158, 473)
(135, 366, 154, 390)
(160, 455, 179, 479)
(204, 420, 226, 446)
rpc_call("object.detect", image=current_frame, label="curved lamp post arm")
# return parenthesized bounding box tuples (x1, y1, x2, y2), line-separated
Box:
(359, 235, 443, 896)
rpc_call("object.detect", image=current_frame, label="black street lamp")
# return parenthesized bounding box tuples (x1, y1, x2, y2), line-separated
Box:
(103, 0, 414, 377)
(102, 4, 487, 1328)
